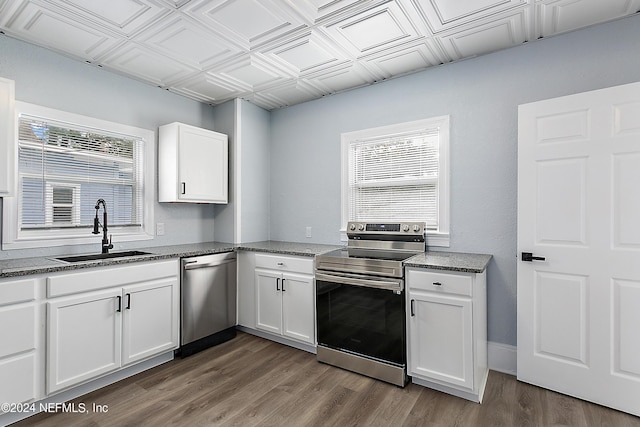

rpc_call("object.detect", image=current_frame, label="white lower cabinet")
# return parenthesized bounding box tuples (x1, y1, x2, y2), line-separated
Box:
(122, 278, 177, 365)
(255, 269, 282, 334)
(0, 277, 42, 411)
(46, 260, 179, 394)
(255, 269, 314, 344)
(47, 289, 122, 394)
(406, 268, 487, 403)
(240, 252, 315, 347)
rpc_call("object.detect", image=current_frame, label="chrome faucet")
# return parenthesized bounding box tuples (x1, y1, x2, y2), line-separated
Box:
(93, 198, 113, 254)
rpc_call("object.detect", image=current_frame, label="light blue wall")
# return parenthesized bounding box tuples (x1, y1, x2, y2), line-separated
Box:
(238, 99, 270, 243)
(269, 14, 640, 347)
(0, 35, 218, 259)
(212, 99, 237, 243)
(212, 98, 270, 244)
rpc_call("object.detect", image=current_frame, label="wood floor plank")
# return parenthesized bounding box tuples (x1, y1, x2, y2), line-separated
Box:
(363, 383, 422, 427)
(12, 332, 640, 427)
(475, 370, 516, 425)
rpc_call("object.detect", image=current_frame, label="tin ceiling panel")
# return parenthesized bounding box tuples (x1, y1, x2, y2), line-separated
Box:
(1, 0, 638, 110)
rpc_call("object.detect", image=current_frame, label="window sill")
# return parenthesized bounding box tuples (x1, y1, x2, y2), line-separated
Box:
(425, 232, 450, 248)
(1, 229, 153, 251)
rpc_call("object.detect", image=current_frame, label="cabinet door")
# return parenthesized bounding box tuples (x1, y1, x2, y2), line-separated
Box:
(122, 277, 179, 366)
(282, 273, 314, 344)
(255, 269, 282, 335)
(47, 289, 122, 394)
(408, 291, 473, 390)
(178, 126, 228, 203)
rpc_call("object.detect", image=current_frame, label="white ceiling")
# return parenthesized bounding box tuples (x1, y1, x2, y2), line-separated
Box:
(1, 0, 638, 110)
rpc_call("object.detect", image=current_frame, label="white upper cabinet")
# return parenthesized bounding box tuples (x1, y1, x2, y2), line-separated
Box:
(0, 77, 16, 197)
(158, 122, 228, 204)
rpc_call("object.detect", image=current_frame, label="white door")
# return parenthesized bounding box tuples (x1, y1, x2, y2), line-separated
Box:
(408, 291, 473, 390)
(517, 81, 640, 416)
(255, 269, 282, 335)
(47, 289, 122, 394)
(122, 278, 179, 366)
(178, 126, 228, 203)
(281, 273, 314, 344)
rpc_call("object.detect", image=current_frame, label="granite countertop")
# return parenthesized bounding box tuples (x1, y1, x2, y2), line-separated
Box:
(0, 241, 344, 279)
(404, 251, 492, 273)
(1, 241, 490, 279)
(238, 241, 343, 257)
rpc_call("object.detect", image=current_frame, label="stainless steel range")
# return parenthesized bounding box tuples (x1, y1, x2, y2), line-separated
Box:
(315, 221, 425, 386)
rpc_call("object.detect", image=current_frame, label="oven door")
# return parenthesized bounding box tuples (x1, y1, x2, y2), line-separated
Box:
(315, 272, 406, 366)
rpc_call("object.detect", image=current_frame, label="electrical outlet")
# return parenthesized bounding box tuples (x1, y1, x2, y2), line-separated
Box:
(306, 226, 312, 238)
(156, 223, 165, 236)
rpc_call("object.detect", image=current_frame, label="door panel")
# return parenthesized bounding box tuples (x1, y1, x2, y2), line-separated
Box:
(281, 273, 314, 344)
(536, 158, 587, 245)
(47, 289, 122, 394)
(612, 279, 640, 378)
(518, 81, 640, 417)
(178, 126, 227, 202)
(612, 152, 640, 248)
(409, 292, 473, 390)
(534, 272, 588, 365)
(122, 278, 178, 365)
(255, 269, 282, 335)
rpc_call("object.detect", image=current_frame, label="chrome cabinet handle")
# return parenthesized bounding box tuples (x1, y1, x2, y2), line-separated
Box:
(282, 278, 286, 292)
(181, 182, 186, 195)
(126, 293, 131, 310)
(116, 296, 122, 312)
(276, 277, 280, 291)
(410, 299, 415, 316)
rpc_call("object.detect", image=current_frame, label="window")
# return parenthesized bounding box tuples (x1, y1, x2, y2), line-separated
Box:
(341, 116, 450, 246)
(46, 183, 80, 226)
(2, 102, 155, 249)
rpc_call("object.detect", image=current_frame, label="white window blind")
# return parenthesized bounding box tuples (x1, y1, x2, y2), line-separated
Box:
(348, 129, 440, 229)
(17, 113, 145, 232)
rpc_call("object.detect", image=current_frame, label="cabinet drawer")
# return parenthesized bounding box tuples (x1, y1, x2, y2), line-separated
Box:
(407, 269, 472, 297)
(255, 253, 313, 274)
(0, 305, 36, 358)
(0, 353, 37, 408)
(47, 259, 179, 297)
(0, 278, 36, 306)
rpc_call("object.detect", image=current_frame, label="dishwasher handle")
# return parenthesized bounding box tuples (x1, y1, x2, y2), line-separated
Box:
(183, 256, 236, 270)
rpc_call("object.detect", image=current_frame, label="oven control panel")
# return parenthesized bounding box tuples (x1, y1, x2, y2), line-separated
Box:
(347, 221, 426, 234)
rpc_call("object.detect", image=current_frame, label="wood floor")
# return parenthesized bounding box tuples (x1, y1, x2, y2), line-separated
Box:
(15, 332, 640, 427)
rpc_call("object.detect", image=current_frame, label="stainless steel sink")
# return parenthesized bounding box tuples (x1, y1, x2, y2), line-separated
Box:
(56, 250, 151, 263)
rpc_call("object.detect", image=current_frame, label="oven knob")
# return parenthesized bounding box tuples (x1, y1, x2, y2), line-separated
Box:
(413, 225, 421, 232)
(349, 224, 356, 231)
(358, 224, 365, 231)
(403, 225, 409, 232)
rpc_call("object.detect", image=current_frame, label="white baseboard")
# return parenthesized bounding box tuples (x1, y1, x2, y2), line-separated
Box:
(488, 341, 517, 376)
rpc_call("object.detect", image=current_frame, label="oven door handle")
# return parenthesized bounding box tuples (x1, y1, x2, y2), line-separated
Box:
(315, 272, 403, 292)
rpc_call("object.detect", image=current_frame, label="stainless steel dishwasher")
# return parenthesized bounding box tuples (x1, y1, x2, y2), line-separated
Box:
(180, 251, 237, 357)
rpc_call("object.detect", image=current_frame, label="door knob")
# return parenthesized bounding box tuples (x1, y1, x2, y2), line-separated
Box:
(522, 252, 546, 262)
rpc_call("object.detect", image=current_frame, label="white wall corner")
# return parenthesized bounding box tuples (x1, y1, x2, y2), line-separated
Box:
(488, 341, 517, 376)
